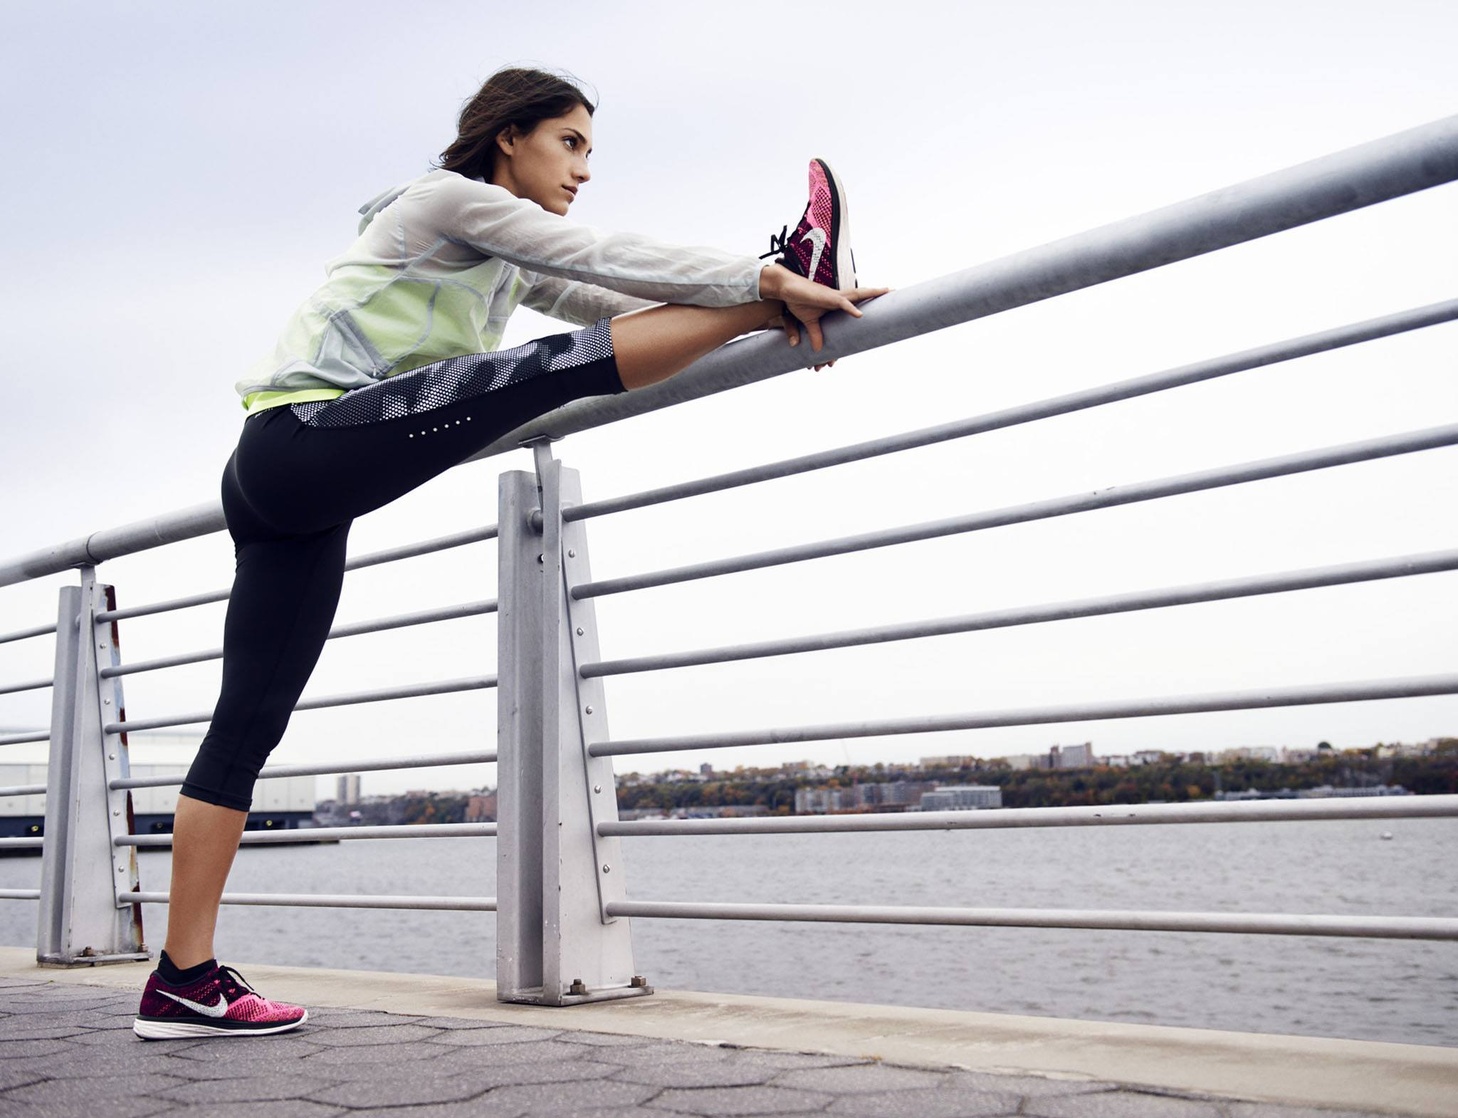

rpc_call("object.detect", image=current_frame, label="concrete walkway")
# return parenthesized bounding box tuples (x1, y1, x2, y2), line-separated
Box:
(2, 949, 1454, 1118)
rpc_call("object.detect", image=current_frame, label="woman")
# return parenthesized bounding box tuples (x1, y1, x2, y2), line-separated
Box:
(131, 67, 884, 1039)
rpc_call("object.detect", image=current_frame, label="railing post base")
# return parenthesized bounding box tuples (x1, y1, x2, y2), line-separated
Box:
(495, 452, 648, 1007)
(35, 571, 147, 966)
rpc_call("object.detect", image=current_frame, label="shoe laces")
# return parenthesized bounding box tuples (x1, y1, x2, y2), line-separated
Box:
(758, 224, 790, 261)
(217, 964, 257, 998)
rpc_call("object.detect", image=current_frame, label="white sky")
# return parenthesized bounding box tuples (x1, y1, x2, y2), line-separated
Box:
(1, 0, 1455, 798)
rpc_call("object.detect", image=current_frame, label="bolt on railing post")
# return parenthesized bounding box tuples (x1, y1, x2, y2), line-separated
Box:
(36, 568, 147, 965)
(495, 449, 647, 1006)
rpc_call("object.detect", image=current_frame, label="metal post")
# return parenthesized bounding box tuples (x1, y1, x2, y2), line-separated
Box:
(495, 449, 647, 1006)
(36, 569, 147, 964)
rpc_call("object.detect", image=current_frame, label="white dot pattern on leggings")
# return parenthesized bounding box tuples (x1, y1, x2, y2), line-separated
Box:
(290, 319, 613, 430)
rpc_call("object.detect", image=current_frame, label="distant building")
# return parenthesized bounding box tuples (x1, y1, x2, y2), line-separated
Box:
(465, 791, 497, 822)
(1131, 750, 1167, 766)
(795, 787, 845, 814)
(1050, 743, 1094, 770)
(1217, 747, 1279, 764)
(337, 773, 362, 806)
(1100, 754, 1132, 768)
(1004, 753, 1050, 771)
(919, 785, 1002, 811)
(920, 755, 979, 768)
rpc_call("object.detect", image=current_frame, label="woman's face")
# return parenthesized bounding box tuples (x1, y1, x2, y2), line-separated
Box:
(492, 103, 593, 216)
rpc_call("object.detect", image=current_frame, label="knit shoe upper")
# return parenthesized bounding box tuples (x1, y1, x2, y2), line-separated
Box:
(762, 158, 856, 290)
(134, 963, 308, 1039)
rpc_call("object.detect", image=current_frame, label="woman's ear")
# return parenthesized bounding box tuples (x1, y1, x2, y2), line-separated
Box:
(495, 125, 518, 160)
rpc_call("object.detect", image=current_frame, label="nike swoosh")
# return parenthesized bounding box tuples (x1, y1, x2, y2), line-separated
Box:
(159, 989, 230, 1017)
(800, 227, 828, 284)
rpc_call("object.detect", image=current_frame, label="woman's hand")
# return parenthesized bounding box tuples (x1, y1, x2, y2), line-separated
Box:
(760, 264, 890, 368)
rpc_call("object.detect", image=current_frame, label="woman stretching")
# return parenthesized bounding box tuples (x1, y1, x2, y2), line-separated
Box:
(132, 66, 884, 1039)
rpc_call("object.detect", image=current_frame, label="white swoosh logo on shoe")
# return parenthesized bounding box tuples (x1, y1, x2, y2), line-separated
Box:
(159, 990, 229, 1017)
(800, 227, 827, 283)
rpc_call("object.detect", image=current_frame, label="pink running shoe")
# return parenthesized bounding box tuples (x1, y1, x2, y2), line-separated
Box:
(762, 158, 856, 289)
(133, 962, 308, 1039)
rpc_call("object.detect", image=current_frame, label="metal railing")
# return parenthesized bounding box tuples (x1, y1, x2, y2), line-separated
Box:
(1, 114, 1455, 1002)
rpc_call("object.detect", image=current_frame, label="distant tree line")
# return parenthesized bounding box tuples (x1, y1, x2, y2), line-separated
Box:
(615, 739, 1458, 813)
(328, 740, 1457, 819)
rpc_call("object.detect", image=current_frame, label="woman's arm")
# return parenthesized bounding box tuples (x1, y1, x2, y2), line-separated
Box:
(416, 173, 766, 308)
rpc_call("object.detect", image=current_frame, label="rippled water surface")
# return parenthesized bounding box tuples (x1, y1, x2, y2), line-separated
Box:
(3, 816, 1454, 1045)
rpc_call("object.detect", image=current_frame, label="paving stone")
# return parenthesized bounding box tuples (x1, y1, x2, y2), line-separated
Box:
(775, 1062, 950, 1093)
(714, 1050, 867, 1071)
(299, 1022, 443, 1046)
(0, 1024, 90, 1041)
(0, 1066, 49, 1093)
(1, 1073, 189, 1111)
(943, 1072, 1110, 1098)
(307, 1069, 513, 1109)
(154, 1102, 347, 1118)
(648, 1084, 836, 1115)
(555, 1030, 653, 1047)
(429, 1058, 620, 1092)
(1024, 1089, 1226, 1118)
(427, 1037, 591, 1065)
(0, 1037, 71, 1059)
(361, 1097, 530, 1118)
(484, 1078, 660, 1112)
(1223, 1106, 1391, 1118)
(429, 1024, 566, 1046)
(157, 1075, 344, 1104)
(587, 1042, 733, 1068)
(825, 1086, 1024, 1118)
(299, 1043, 493, 1071)
(163, 1038, 325, 1062)
(612, 1059, 779, 1089)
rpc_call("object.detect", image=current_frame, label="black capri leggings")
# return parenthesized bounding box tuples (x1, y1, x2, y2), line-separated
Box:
(180, 319, 622, 811)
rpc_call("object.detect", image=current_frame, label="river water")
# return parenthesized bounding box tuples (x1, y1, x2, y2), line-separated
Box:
(3, 816, 1454, 1046)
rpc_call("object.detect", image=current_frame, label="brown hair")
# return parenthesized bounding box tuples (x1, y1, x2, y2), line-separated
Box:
(439, 67, 596, 182)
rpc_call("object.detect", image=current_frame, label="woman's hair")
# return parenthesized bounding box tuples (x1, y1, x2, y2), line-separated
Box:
(439, 67, 596, 181)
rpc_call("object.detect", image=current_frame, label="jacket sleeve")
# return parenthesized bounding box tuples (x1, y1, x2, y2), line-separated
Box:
(413, 174, 766, 308)
(517, 272, 658, 325)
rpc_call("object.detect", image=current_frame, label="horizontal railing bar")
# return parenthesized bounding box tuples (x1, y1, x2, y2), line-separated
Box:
(5, 116, 1454, 590)
(575, 423, 1458, 599)
(470, 116, 1458, 462)
(0, 676, 54, 696)
(108, 674, 497, 734)
(0, 838, 44, 849)
(101, 599, 498, 679)
(121, 822, 498, 847)
(0, 889, 41, 900)
(127, 891, 495, 911)
(0, 622, 57, 646)
(0, 783, 48, 797)
(341, 524, 499, 572)
(95, 528, 500, 624)
(566, 298, 1458, 523)
(0, 731, 49, 747)
(99, 587, 229, 624)
(602, 794, 1458, 836)
(111, 750, 499, 791)
(584, 549, 1458, 677)
(608, 901, 1458, 940)
(592, 673, 1458, 756)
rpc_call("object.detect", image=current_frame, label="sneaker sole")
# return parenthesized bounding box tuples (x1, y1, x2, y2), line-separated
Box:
(133, 1009, 308, 1040)
(813, 158, 856, 289)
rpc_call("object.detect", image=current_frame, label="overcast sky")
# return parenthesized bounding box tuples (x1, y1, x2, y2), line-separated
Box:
(1, 0, 1455, 798)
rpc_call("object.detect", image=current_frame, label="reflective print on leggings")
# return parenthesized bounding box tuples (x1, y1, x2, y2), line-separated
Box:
(179, 319, 622, 811)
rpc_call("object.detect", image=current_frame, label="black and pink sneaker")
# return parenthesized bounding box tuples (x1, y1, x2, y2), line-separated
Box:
(133, 962, 308, 1039)
(761, 158, 856, 289)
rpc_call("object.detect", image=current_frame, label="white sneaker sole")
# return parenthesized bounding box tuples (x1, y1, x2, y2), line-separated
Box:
(133, 1009, 308, 1039)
